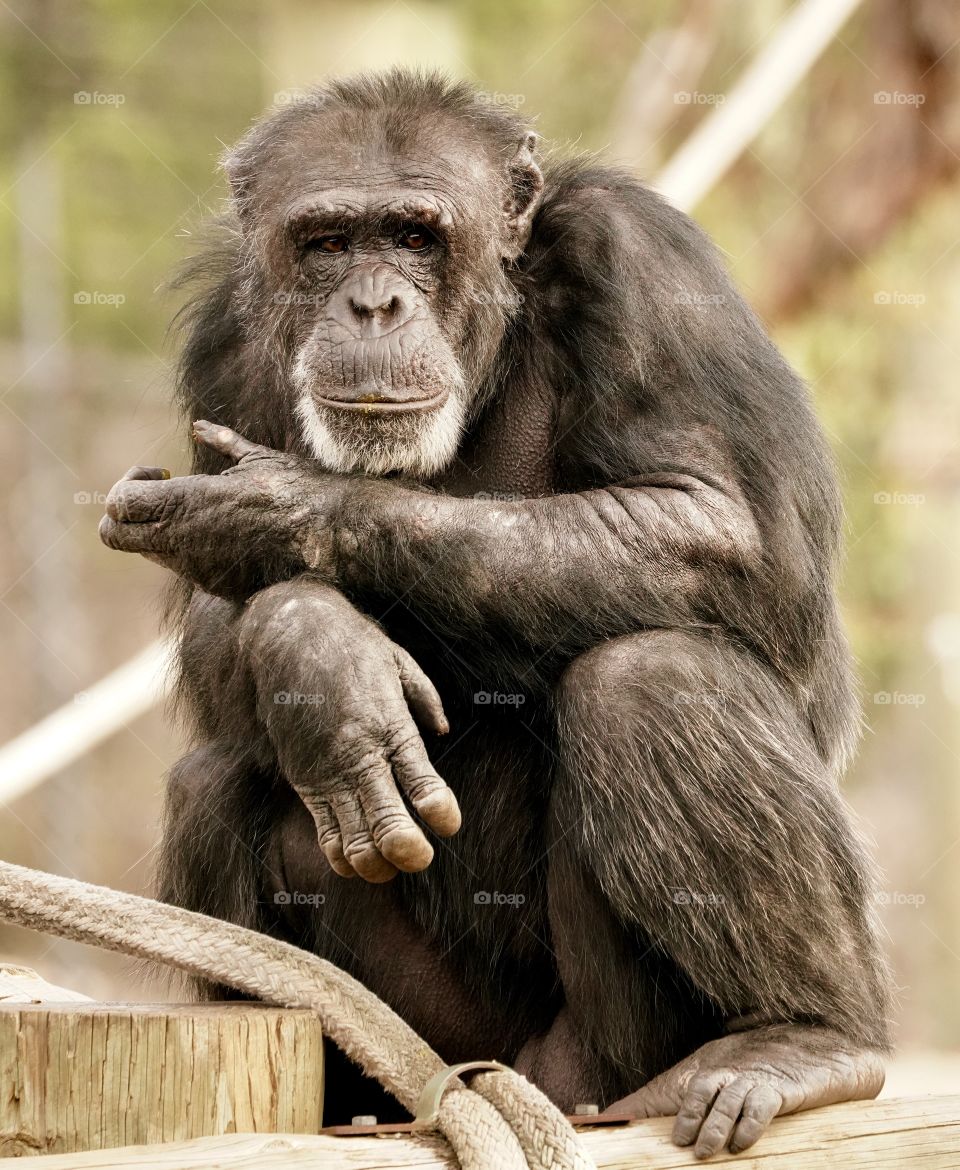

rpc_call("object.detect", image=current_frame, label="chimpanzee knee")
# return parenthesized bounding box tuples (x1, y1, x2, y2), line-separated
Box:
(557, 628, 726, 716)
(550, 628, 888, 1053)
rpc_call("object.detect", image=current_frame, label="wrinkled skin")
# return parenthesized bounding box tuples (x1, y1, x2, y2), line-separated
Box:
(239, 576, 459, 882)
(614, 1025, 885, 1159)
(100, 423, 339, 600)
(101, 72, 890, 1158)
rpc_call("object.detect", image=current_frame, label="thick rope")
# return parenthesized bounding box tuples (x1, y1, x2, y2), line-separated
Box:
(0, 861, 593, 1170)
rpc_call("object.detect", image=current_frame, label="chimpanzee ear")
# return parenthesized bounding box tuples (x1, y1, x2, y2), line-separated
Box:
(503, 131, 544, 259)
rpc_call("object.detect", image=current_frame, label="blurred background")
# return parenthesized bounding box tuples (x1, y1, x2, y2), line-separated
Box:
(0, 0, 957, 1094)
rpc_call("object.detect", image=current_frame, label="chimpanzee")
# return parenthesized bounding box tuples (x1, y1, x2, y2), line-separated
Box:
(100, 71, 890, 1158)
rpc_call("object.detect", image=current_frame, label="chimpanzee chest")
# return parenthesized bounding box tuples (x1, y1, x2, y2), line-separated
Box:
(431, 375, 558, 499)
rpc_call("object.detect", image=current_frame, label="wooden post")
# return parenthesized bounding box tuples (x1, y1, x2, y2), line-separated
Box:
(0, 1000, 324, 1157)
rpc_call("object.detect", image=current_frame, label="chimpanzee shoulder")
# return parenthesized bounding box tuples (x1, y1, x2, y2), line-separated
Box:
(514, 159, 839, 558)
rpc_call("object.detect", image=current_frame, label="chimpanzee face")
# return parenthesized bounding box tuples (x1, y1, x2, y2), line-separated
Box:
(228, 118, 541, 476)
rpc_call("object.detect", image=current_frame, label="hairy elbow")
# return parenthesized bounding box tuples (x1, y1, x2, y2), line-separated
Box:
(601, 483, 760, 570)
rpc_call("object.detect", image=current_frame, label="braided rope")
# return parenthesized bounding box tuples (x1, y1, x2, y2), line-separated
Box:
(0, 861, 593, 1170)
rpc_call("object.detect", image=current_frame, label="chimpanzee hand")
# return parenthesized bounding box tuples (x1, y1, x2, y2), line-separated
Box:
(243, 578, 461, 882)
(609, 1023, 884, 1159)
(99, 421, 342, 598)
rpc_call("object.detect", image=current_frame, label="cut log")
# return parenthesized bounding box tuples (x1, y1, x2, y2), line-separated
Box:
(0, 1001, 324, 1157)
(5, 1094, 960, 1168)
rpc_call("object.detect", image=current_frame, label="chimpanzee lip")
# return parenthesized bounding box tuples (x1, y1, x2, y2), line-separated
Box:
(313, 387, 449, 414)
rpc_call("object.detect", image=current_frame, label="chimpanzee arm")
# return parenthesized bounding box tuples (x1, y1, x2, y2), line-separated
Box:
(329, 173, 828, 665)
(102, 174, 828, 670)
(170, 576, 460, 880)
(331, 461, 761, 659)
(100, 435, 763, 662)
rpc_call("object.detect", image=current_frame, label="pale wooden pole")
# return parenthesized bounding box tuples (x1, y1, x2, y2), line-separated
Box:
(4, 1095, 959, 1169)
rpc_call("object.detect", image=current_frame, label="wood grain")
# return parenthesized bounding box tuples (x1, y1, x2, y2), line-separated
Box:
(5, 1094, 959, 1167)
(0, 1002, 324, 1157)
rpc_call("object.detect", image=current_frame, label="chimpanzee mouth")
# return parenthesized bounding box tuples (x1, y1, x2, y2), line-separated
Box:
(296, 385, 466, 476)
(312, 386, 449, 414)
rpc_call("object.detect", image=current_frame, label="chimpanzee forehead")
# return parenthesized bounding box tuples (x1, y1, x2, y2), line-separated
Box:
(257, 115, 502, 221)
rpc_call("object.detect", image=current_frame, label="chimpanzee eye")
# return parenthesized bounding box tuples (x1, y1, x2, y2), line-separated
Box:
(306, 235, 349, 254)
(396, 224, 433, 251)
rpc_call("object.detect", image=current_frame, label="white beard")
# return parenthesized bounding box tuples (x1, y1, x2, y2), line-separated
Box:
(295, 389, 466, 477)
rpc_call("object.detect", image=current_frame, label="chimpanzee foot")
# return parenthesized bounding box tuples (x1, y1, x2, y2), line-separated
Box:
(609, 1024, 885, 1160)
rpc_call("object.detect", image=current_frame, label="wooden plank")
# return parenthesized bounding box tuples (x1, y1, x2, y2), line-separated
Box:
(6, 1095, 959, 1168)
(0, 1002, 324, 1157)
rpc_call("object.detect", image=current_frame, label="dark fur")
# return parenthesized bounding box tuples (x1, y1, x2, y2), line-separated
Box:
(157, 70, 890, 1128)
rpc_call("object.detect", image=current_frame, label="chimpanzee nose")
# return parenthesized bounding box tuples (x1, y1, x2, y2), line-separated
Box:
(350, 292, 400, 320)
(339, 269, 413, 334)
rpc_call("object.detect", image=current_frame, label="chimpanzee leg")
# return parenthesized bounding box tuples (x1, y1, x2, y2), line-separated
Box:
(156, 740, 281, 998)
(540, 629, 889, 1155)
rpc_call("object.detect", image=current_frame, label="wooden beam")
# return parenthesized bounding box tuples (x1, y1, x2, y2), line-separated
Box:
(0, 1001, 324, 1157)
(6, 1095, 958, 1168)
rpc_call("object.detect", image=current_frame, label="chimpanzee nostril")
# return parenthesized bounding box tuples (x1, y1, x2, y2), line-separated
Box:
(349, 293, 400, 321)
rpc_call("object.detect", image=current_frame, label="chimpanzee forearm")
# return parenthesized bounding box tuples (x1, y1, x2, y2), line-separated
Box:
(177, 574, 459, 880)
(330, 472, 761, 657)
(100, 425, 764, 663)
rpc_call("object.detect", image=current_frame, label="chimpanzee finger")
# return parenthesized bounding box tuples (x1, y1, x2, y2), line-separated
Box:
(99, 513, 171, 555)
(105, 475, 187, 523)
(672, 1073, 722, 1147)
(693, 1077, 752, 1159)
(120, 465, 171, 482)
(729, 1084, 782, 1154)
(356, 756, 436, 873)
(395, 647, 449, 736)
(390, 734, 461, 838)
(296, 788, 355, 880)
(193, 419, 269, 463)
(326, 783, 400, 883)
